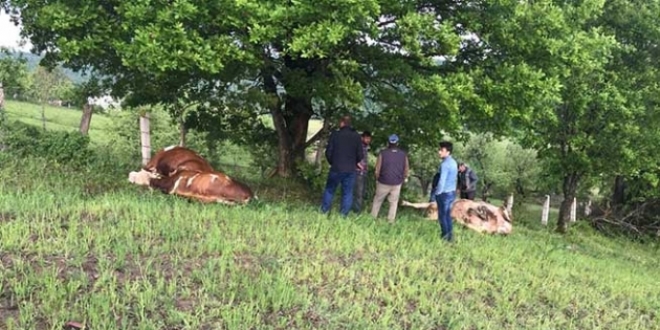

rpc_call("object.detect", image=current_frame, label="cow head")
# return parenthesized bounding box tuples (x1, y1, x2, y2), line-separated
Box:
(128, 169, 163, 186)
(500, 193, 514, 223)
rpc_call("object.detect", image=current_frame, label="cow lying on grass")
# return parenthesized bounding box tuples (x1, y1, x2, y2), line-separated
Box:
(128, 145, 254, 205)
(148, 169, 254, 205)
(401, 197, 513, 235)
(144, 145, 214, 178)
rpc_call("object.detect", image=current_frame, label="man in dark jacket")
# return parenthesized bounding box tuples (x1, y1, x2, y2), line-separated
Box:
(321, 115, 364, 216)
(458, 162, 478, 200)
(352, 131, 372, 213)
(370, 134, 409, 223)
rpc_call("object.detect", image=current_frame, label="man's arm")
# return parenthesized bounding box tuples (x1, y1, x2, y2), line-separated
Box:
(325, 132, 335, 164)
(430, 172, 440, 201)
(404, 155, 409, 178)
(469, 169, 478, 185)
(374, 153, 382, 179)
(356, 135, 364, 163)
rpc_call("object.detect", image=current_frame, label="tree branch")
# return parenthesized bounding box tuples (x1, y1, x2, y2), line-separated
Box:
(304, 117, 332, 148)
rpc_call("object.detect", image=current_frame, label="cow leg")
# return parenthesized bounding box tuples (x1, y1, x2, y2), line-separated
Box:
(401, 201, 434, 210)
(216, 199, 237, 206)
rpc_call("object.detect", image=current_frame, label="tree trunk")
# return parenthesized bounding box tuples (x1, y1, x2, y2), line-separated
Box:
(41, 103, 47, 130)
(178, 115, 187, 147)
(557, 173, 580, 234)
(270, 95, 313, 177)
(0, 82, 4, 111)
(0, 83, 5, 151)
(139, 113, 151, 166)
(79, 103, 93, 135)
(515, 177, 526, 199)
(417, 177, 430, 197)
(481, 182, 492, 202)
(611, 175, 626, 209)
(314, 140, 325, 169)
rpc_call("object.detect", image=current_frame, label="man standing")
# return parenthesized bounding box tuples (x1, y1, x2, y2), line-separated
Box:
(352, 131, 372, 213)
(321, 115, 364, 217)
(434, 141, 458, 242)
(458, 162, 478, 200)
(370, 134, 409, 223)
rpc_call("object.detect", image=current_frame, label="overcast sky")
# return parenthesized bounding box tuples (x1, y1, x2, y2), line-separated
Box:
(0, 12, 32, 51)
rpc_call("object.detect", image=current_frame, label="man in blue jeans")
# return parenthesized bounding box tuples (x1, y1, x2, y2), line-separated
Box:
(433, 141, 458, 242)
(321, 115, 364, 216)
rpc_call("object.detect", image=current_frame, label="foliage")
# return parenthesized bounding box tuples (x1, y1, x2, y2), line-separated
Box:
(462, 0, 660, 232)
(22, 65, 76, 105)
(0, 47, 30, 98)
(2, 120, 94, 168)
(2, 0, 526, 176)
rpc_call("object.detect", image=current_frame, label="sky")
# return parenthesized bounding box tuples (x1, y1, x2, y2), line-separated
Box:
(0, 12, 32, 51)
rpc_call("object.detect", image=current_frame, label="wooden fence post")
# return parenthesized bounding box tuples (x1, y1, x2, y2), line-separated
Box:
(570, 197, 577, 222)
(541, 195, 550, 226)
(139, 112, 151, 166)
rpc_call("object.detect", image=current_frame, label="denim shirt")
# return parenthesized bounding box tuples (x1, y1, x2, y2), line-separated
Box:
(434, 155, 458, 196)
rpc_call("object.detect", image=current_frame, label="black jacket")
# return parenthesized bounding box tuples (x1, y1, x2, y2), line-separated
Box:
(325, 126, 364, 173)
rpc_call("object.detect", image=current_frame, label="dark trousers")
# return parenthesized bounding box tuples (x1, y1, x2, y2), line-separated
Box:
(461, 190, 476, 200)
(352, 173, 366, 213)
(321, 171, 357, 216)
(436, 191, 457, 242)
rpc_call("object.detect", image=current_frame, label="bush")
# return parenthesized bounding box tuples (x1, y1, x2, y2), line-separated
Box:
(2, 120, 94, 168)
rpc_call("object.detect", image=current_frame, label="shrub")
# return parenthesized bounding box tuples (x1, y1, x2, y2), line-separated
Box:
(2, 120, 94, 168)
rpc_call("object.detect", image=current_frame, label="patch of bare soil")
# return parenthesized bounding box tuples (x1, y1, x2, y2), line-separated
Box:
(0, 288, 20, 327)
(0, 212, 16, 223)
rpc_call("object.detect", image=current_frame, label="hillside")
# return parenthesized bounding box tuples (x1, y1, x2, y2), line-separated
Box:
(3, 100, 114, 144)
(1, 50, 89, 83)
(0, 101, 659, 329)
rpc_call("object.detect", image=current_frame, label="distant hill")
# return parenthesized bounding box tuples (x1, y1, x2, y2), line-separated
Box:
(2, 50, 89, 84)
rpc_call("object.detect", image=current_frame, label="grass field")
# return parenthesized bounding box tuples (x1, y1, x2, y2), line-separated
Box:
(1, 101, 659, 329)
(3, 100, 115, 145)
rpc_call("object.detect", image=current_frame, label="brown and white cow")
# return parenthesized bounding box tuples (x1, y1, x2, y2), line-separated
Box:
(401, 196, 513, 235)
(128, 145, 255, 205)
(143, 145, 214, 178)
(149, 169, 254, 205)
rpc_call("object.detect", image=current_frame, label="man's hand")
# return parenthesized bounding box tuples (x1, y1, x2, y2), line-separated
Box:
(357, 163, 365, 171)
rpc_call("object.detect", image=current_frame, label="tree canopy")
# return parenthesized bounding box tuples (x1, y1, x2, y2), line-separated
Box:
(2, 0, 660, 233)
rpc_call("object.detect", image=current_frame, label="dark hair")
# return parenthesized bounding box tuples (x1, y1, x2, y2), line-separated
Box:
(362, 131, 372, 137)
(439, 141, 453, 153)
(340, 115, 352, 126)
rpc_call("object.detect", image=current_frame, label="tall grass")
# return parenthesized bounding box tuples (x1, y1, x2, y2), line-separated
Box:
(1, 100, 659, 329)
(1, 157, 659, 329)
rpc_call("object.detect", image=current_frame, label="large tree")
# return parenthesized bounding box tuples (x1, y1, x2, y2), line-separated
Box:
(1, 0, 529, 177)
(467, 0, 660, 233)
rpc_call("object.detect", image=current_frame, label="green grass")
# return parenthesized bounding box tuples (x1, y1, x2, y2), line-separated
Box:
(4, 100, 115, 145)
(1, 159, 659, 329)
(1, 100, 659, 329)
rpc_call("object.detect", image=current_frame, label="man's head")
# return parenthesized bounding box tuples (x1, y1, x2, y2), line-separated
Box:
(459, 162, 466, 172)
(339, 115, 352, 128)
(438, 141, 453, 159)
(362, 131, 372, 145)
(388, 134, 399, 147)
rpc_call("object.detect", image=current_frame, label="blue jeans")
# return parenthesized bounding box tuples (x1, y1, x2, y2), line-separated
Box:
(321, 171, 357, 216)
(436, 191, 456, 242)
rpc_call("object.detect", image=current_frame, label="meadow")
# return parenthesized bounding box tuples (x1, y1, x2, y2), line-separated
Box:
(1, 101, 659, 329)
